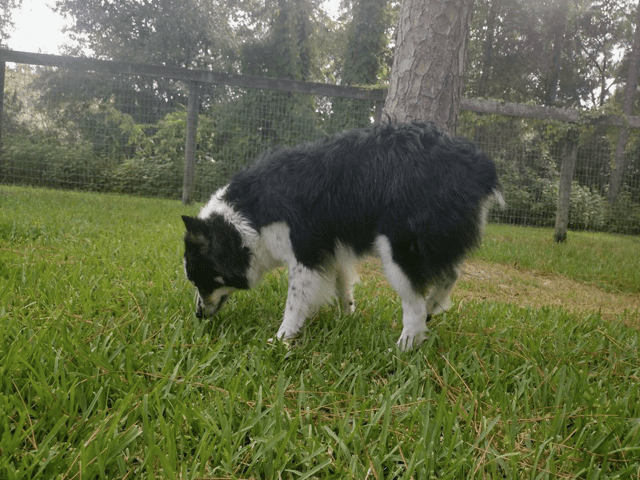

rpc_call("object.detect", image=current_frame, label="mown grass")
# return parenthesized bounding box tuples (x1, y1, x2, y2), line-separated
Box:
(1, 186, 639, 479)
(474, 225, 640, 294)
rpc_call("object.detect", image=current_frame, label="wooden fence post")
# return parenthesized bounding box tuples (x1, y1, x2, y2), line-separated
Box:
(0, 62, 5, 153)
(554, 139, 579, 243)
(182, 81, 199, 205)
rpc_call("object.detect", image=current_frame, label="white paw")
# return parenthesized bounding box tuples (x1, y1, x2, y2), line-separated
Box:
(268, 335, 293, 348)
(275, 325, 300, 341)
(341, 300, 356, 314)
(396, 330, 428, 351)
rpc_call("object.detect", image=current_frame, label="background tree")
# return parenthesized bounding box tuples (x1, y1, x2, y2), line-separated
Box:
(331, 0, 391, 128)
(383, 0, 476, 134)
(467, 0, 634, 108)
(0, 0, 22, 46)
(54, 0, 236, 68)
(608, 1, 640, 203)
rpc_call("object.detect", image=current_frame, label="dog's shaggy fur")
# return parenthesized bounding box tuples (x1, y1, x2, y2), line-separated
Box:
(182, 121, 501, 350)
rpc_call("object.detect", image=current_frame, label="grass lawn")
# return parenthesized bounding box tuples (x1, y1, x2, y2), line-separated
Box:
(1, 186, 639, 479)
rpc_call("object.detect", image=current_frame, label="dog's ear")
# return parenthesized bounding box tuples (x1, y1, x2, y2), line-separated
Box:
(182, 215, 210, 251)
(182, 215, 203, 233)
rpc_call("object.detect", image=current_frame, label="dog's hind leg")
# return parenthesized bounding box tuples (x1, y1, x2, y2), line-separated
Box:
(275, 263, 334, 340)
(334, 244, 359, 314)
(335, 264, 358, 314)
(426, 265, 459, 316)
(374, 236, 429, 351)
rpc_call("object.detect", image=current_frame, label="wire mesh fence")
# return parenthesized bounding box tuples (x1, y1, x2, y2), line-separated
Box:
(2, 51, 640, 234)
(458, 112, 640, 234)
(1, 62, 379, 202)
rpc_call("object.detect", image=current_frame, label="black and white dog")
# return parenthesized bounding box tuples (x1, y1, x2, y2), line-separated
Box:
(182, 122, 501, 350)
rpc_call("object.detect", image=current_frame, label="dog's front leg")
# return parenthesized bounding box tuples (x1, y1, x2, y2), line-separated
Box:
(276, 263, 330, 340)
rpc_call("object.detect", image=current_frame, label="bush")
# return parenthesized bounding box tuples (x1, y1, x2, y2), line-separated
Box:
(605, 191, 640, 235)
(1, 135, 104, 190)
(104, 157, 183, 199)
(494, 173, 612, 232)
(569, 183, 607, 231)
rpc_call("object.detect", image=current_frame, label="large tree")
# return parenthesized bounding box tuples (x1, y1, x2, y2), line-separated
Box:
(382, 0, 476, 134)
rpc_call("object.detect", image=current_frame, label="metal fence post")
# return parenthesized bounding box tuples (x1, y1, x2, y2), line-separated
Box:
(182, 81, 199, 205)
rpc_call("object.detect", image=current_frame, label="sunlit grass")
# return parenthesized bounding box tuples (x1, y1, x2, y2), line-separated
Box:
(1, 186, 639, 479)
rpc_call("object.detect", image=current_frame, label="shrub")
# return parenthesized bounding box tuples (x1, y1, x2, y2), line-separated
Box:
(605, 190, 640, 235)
(1, 135, 104, 190)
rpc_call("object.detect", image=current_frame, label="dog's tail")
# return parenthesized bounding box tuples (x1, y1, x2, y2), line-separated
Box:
(490, 188, 506, 210)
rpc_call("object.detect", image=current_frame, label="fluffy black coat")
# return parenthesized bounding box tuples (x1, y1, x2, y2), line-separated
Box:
(222, 121, 499, 293)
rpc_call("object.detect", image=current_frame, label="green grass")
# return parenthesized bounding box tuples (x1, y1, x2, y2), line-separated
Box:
(1, 186, 639, 479)
(474, 225, 640, 294)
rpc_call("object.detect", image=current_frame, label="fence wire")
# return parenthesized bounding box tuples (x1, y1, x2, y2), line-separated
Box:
(2, 61, 640, 234)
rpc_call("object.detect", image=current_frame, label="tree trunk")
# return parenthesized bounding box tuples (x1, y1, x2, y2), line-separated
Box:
(608, 2, 640, 203)
(545, 0, 568, 106)
(382, 0, 476, 134)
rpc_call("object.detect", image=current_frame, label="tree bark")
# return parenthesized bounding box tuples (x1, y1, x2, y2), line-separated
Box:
(608, 2, 640, 203)
(382, 0, 476, 134)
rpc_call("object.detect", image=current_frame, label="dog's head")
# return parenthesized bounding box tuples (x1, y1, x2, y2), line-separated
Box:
(181, 214, 251, 318)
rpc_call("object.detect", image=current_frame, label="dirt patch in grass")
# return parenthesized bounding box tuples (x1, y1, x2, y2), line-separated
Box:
(458, 260, 639, 327)
(359, 260, 640, 328)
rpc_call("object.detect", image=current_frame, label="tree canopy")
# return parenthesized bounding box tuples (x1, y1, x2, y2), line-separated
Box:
(44, 0, 640, 113)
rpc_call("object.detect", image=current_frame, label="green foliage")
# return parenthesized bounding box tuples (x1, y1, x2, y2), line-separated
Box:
(605, 190, 640, 234)
(467, 0, 635, 108)
(1, 187, 639, 478)
(341, 0, 390, 86)
(459, 112, 640, 234)
(0, 0, 22, 44)
(55, 0, 236, 69)
(240, 0, 316, 81)
(1, 135, 108, 191)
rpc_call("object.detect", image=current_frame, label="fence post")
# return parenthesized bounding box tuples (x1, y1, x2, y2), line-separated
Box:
(182, 81, 199, 205)
(554, 139, 579, 242)
(0, 62, 5, 154)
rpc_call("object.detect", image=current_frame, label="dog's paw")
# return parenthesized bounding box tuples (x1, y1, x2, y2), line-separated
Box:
(341, 300, 356, 314)
(268, 336, 293, 348)
(269, 327, 299, 347)
(396, 330, 428, 351)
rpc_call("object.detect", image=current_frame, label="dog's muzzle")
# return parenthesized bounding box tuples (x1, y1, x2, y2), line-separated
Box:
(195, 292, 229, 319)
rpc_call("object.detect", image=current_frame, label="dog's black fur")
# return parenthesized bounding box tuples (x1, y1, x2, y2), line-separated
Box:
(183, 121, 501, 349)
